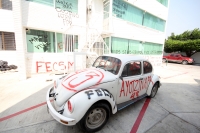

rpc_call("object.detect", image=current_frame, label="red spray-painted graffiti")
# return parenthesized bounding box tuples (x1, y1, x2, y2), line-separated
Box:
(62, 69, 104, 92)
(119, 76, 153, 99)
(36, 61, 74, 73)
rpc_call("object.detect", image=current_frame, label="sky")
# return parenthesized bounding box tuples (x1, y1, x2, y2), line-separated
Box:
(165, 0, 200, 39)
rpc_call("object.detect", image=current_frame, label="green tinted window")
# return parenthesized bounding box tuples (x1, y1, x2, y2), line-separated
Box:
(112, 0, 166, 32)
(111, 37, 163, 55)
(103, 37, 110, 54)
(74, 35, 78, 50)
(128, 40, 143, 55)
(56, 33, 63, 53)
(143, 12, 166, 32)
(26, 0, 53, 6)
(26, 29, 55, 53)
(143, 42, 163, 55)
(112, 0, 143, 25)
(111, 37, 128, 54)
(157, 0, 168, 7)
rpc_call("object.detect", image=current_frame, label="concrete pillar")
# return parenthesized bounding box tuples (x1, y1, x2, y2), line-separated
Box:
(12, 0, 27, 80)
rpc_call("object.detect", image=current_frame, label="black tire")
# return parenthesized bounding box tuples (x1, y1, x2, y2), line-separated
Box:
(182, 60, 188, 65)
(162, 58, 167, 63)
(149, 83, 159, 98)
(6, 67, 11, 70)
(1, 68, 6, 71)
(78, 103, 110, 133)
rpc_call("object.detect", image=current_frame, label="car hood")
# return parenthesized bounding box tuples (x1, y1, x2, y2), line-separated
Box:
(55, 68, 117, 106)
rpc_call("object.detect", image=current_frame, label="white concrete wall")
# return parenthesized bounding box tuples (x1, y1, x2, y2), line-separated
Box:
(0, 51, 17, 65)
(88, 0, 104, 31)
(22, 0, 86, 33)
(19, 0, 87, 77)
(191, 52, 200, 64)
(0, 10, 14, 32)
(0, 0, 169, 76)
(112, 17, 165, 44)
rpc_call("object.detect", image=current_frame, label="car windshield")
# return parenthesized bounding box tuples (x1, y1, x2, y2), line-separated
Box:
(92, 56, 122, 75)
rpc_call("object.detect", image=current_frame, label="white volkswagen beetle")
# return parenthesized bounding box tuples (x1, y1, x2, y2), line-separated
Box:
(46, 54, 161, 132)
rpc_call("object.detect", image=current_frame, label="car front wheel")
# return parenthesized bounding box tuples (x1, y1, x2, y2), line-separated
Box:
(149, 83, 159, 98)
(78, 103, 110, 132)
(182, 60, 188, 65)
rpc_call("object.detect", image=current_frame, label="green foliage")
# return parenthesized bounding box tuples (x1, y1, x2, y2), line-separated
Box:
(165, 28, 200, 57)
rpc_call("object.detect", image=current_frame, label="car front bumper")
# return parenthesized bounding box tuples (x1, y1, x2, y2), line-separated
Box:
(46, 87, 76, 126)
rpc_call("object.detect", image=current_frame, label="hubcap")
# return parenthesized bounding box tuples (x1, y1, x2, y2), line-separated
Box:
(86, 108, 106, 129)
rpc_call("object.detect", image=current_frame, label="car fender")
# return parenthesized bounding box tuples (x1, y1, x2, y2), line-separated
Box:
(146, 75, 161, 96)
(62, 88, 117, 123)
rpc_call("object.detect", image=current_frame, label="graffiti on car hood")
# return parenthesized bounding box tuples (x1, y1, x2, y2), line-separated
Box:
(55, 68, 116, 106)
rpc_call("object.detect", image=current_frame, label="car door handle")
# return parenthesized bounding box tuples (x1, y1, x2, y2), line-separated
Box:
(139, 78, 143, 80)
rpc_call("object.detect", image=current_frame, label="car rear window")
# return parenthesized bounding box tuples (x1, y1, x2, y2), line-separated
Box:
(143, 61, 152, 74)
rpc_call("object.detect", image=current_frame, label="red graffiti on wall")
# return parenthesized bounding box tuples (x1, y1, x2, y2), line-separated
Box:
(57, 42, 63, 50)
(36, 61, 74, 73)
(61, 69, 104, 92)
(119, 76, 153, 99)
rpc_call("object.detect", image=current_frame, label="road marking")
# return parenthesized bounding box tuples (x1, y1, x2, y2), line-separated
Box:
(130, 98, 151, 133)
(0, 102, 47, 122)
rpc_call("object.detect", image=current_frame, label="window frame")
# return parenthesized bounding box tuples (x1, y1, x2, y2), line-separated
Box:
(26, 29, 79, 53)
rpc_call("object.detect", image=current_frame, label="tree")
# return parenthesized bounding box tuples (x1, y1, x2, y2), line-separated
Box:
(165, 28, 200, 57)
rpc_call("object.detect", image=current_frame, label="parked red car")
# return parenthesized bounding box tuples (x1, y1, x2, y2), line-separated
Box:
(163, 53, 194, 65)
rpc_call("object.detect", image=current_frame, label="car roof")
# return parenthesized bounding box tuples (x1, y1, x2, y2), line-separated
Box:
(103, 54, 147, 64)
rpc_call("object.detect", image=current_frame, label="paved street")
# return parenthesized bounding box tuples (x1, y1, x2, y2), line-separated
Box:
(0, 63, 200, 133)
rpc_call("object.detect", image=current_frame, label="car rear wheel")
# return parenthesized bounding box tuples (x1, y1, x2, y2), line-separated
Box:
(182, 60, 188, 65)
(78, 103, 110, 132)
(149, 83, 159, 98)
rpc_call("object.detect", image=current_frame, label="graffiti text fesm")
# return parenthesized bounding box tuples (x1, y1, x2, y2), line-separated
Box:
(36, 61, 74, 73)
(119, 76, 153, 99)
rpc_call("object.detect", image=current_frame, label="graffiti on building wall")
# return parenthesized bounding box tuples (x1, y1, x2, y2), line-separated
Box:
(56, 0, 73, 10)
(36, 61, 74, 73)
(29, 35, 50, 52)
(144, 56, 162, 66)
(55, 7, 79, 26)
(57, 42, 63, 50)
(113, 0, 128, 18)
(111, 50, 163, 55)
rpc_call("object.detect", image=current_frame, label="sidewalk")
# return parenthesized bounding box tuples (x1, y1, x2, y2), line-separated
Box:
(0, 70, 64, 114)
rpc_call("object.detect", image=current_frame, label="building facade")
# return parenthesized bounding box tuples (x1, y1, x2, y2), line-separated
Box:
(0, 0, 169, 79)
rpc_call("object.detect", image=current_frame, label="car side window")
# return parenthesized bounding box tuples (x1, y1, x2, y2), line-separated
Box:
(122, 61, 141, 77)
(143, 61, 152, 74)
(175, 54, 179, 57)
(170, 54, 174, 57)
